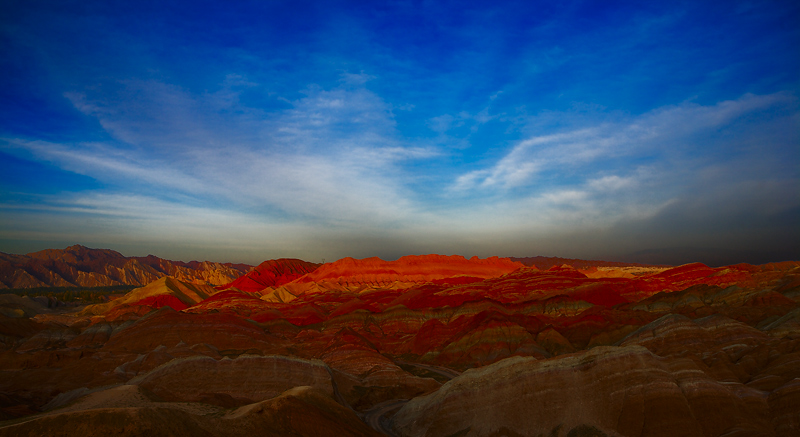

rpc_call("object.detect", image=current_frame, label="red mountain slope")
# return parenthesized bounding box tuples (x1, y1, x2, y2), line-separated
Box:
(219, 259, 321, 293)
(292, 254, 524, 285)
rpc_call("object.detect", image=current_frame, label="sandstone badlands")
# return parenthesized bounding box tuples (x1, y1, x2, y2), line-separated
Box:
(0, 249, 798, 436)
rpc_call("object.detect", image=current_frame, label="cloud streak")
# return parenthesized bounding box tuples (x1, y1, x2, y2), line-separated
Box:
(2, 88, 797, 263)
(453, 93, 795, 191)
(5, 77, 443, 228)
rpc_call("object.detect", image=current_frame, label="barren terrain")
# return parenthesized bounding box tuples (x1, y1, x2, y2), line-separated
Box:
(1, 248, 798, 436)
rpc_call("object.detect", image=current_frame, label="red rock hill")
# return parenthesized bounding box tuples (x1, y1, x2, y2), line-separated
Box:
(219, 259, 322, 293)
(292, 254, 524, 286)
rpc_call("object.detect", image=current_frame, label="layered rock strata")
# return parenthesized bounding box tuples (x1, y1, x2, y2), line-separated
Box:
(391, 345, 773, 437)
(0, 385, 380, 437)
(0, 256, 797, 435)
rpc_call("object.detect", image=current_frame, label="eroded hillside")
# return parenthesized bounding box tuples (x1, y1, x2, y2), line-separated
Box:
(0, 253, 798, 436)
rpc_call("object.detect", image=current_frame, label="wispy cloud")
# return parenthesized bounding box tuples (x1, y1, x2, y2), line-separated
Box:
(586, 175, 634, 192)
(4, 138, 208, 195)
(453, 93, 794, 192)
(3, 88, 797, 262)
(6, 76, 441, 227)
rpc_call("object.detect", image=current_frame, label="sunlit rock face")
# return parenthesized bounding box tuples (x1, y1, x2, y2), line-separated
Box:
(293, 254, 525, 286)
(218, 258, 321, 293)
(0, 251, 798, 435)
(0, 245, 253, 288)
(80, 277, 221, 316)
(250, 254, 526, 304)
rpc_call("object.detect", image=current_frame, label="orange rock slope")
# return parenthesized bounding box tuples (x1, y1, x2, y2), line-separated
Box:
(0, 253, 798, 436)
(292, 254, 523, 285)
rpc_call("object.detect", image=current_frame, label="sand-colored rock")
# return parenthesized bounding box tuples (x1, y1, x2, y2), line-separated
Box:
(129, 355, 334, 406)
(79, 277, 220, 316)
(391, 345, 774, 437)
(0, 385, 380, 437)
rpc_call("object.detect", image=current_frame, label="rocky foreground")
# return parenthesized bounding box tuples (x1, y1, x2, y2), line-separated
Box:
(0, 253, 798, 436)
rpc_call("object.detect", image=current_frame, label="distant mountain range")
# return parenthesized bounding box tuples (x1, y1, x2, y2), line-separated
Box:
(0, 246, 667, 290)
(1, 245, 749, 291)
(509, 256, 661, 270)
(619, 247, 794, 267)
(0, 245, 253, 289)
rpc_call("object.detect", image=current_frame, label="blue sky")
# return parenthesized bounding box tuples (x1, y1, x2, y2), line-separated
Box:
(1, 0, 798, 265)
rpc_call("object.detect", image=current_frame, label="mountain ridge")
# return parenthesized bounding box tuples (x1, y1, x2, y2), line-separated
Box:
(0, 245, 253, 289)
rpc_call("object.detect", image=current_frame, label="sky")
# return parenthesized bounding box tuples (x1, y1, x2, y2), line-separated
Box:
(0, 0, 798, 266)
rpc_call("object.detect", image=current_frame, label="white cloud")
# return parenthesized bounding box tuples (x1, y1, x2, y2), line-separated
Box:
(453, 92, 793, 191)
(14, 78, 441, 227)
(4, 139, 208, 194)
(339, 71, 376, 86)
(427, 92, 504, 137)
(587, 175, 634, 192)
(540, 189, 588, 205)
(3, 82, 797, 263)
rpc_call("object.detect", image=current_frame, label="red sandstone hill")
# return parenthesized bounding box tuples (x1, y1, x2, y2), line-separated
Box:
(218, 259, 321, 293)
(0, 253, 798, 436)
(292, 254, 524, 285)
(248, 255, 527, 303)
(79, 277, 222, 318)
(0, 245, 253, 288)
